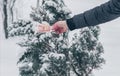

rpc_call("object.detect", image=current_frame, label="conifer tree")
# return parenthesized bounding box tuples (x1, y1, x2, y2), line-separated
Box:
(8, 0, 105, 76)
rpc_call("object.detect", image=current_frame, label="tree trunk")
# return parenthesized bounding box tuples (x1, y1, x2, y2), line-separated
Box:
(9, 0, 16, 23)
(37, 0, 40, 8)
(3, 0, 8, 38)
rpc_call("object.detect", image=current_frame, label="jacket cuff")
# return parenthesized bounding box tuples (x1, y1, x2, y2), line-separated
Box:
(66, 18, 76, 30)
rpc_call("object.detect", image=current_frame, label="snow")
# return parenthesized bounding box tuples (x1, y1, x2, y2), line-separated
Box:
(49, 52, 65, 60)
(1, 0, 120, 76)
(39, 63, 49, 76)
(60, 6, 71, 14)
(44, 0, 57, 7)
(40, 54, 50, 62)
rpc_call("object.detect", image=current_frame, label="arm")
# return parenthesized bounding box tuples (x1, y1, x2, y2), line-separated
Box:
(38, 0, 120, 34)
(67, 0, 120, 30)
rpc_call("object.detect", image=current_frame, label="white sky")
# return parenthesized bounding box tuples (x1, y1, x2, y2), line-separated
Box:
(0, 0, 120, 76)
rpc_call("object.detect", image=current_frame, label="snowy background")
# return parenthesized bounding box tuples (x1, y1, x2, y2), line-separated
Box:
(0, 0, 120, 76)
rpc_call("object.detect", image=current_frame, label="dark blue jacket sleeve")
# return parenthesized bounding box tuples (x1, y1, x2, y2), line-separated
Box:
(66, 0, 120, 30)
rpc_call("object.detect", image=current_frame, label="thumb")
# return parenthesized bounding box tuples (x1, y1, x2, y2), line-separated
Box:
(51, 24, 56, 31)
(51, 25, 64, 34)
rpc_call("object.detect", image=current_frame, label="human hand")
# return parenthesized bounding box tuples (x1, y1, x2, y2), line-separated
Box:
(37, 23, 51, 33)
(51, 21, 68, 34)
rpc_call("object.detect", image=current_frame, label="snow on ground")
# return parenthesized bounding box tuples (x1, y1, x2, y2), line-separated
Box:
(0, 0, 120, 76)
(0, 8, 19, 76)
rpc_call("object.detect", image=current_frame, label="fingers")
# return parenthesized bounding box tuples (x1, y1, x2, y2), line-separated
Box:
(51, 24, 64, 34)
(38, 24, 51, 33)
(37, 21, 67, 34)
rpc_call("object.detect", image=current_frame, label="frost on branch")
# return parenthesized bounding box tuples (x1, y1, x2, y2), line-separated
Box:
(8, 0, 105, 76)
(30, 6, 49, 23)
(8, 20, 34, 37)
(69, 26, 105, 76)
